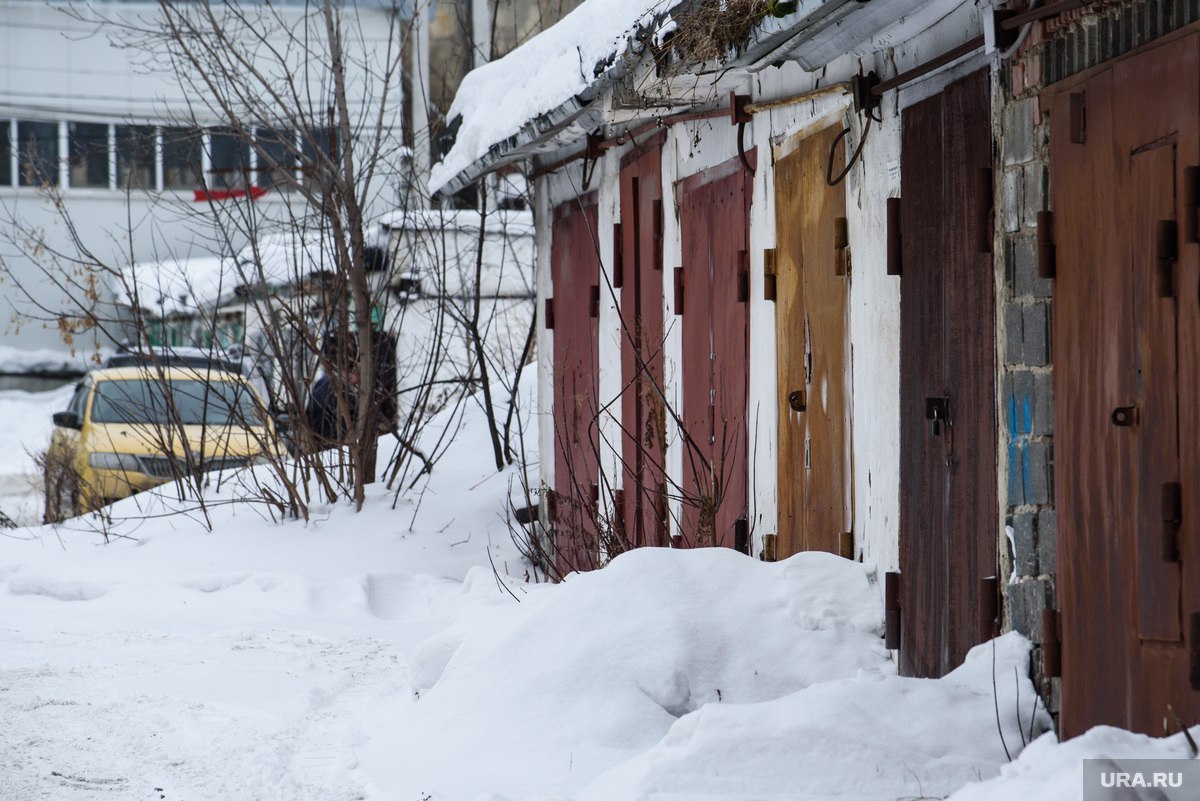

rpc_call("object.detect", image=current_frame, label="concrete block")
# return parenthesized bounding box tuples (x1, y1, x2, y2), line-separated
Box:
(1022, 164, 1047, 229)
(1012, 511, 1038, 578)
(1003, 167, 1023, 234)
(1004, 302, 1025, 366)
(1012, 234, 1051, 299)
(1032, 370, 1054, 437)
(1006, 578, 1053, 643)
(1002, 97, 1035, 166)
(1025, 440, 1053, 506)
(1038, 508, 1057, 575)
(1023, 303, 1051, 366)
(1007, 439, 1026, 508)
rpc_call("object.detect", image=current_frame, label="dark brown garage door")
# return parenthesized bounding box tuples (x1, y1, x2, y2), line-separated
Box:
(898, 69, 998, 678)
(1051, 33, 1200, 738)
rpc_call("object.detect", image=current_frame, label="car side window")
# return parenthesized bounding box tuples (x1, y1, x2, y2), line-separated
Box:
(67, 381, 90, 420)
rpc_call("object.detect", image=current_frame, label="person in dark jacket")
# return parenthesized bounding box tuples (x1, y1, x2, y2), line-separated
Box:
(306, 333, 359, 449)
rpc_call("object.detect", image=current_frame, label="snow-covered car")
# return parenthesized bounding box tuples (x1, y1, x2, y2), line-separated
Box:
(44, 365, 278, 520)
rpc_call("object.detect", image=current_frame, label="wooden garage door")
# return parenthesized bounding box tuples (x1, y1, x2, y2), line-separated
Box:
(898, 69, 998, 678)
(773, 124, 851, 558)
(677, 157, 751, 549)
(550, 196, 601, 572)
(1051, 33, 1200, 737)
(619, 143, 667, 549)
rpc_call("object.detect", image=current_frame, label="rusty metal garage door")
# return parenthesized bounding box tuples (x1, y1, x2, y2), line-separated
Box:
(1051, 33, 1200, 738)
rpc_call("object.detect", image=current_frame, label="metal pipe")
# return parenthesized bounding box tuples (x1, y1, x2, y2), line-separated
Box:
(1001, 0, 1086, 31)
(872, 36, 986, 97)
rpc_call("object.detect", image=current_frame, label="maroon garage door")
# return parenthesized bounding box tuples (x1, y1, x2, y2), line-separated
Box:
(676, 157, 751, 550)
(549, 196, 601, 572)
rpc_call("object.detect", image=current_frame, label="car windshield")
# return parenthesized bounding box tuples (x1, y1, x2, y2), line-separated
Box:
(90, 378, 262, 426)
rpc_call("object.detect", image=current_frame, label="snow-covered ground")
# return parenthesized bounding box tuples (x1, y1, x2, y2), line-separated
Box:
(0, 382, 1195, 800)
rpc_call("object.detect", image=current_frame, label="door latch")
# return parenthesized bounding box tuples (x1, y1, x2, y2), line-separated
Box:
(1111, 405, 1138, 427)
(925, 397, 950, 436)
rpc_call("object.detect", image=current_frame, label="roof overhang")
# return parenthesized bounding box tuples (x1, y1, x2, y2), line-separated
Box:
(432, 0, 966, 196)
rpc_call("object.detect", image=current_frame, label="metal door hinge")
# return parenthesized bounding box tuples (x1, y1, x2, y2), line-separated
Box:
(887, 197, 902, 276)
(652, 199, 664, 271)
(589, 285, 600, 319)
(885, 571, 901, 650)
(1068, 92, 1085, 144)
(976, 167, 994, 255)
(1185, 167, 1200, 244)
(1043, 608, 1062, 677)
(763, 248, 777, 301)
(1156, 219, 1178, 298)
(1162, 481, 1182, 563)
(544, 297, 556, 330)
(1190, 612, 1200, 691)
(1037, 210, 1055, 279)
(674, 266, 685, 315)
(979, 576, 998, 642)
(737, 250, 750, 303)
(734, 518, 749, 555)
(612, 222, 624, 289)
(833, 216, 849, 276)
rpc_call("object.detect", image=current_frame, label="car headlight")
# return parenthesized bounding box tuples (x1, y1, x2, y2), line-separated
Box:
(88, 452, 144, 472)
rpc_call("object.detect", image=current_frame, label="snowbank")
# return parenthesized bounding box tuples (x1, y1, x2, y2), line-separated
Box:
(948, 725, 1200, 801)
(367, 549, 1051, 801)
(581, 632, 1050, 801)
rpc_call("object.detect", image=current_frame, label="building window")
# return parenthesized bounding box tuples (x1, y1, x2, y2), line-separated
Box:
(209, 128, 250, 190)
(301, 126, 336, 191)
(255, 127, 294, 190)
(116, 125, 155, 190)
(17, 120, 59, 187)
(69, 122, 110, 188)
(162, 127, 203, 190)
(0, 121, 11, 187)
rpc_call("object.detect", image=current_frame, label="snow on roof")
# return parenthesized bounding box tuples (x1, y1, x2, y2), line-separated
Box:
(119, 255, 232, 318)
(375, 207, 534, 236)
(428, 0, 676, 195)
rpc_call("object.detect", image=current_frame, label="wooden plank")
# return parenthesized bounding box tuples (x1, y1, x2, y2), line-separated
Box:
(773, 125, 851, 558)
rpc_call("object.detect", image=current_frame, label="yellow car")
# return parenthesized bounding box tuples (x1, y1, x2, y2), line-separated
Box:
(44, 365, 278, 520)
